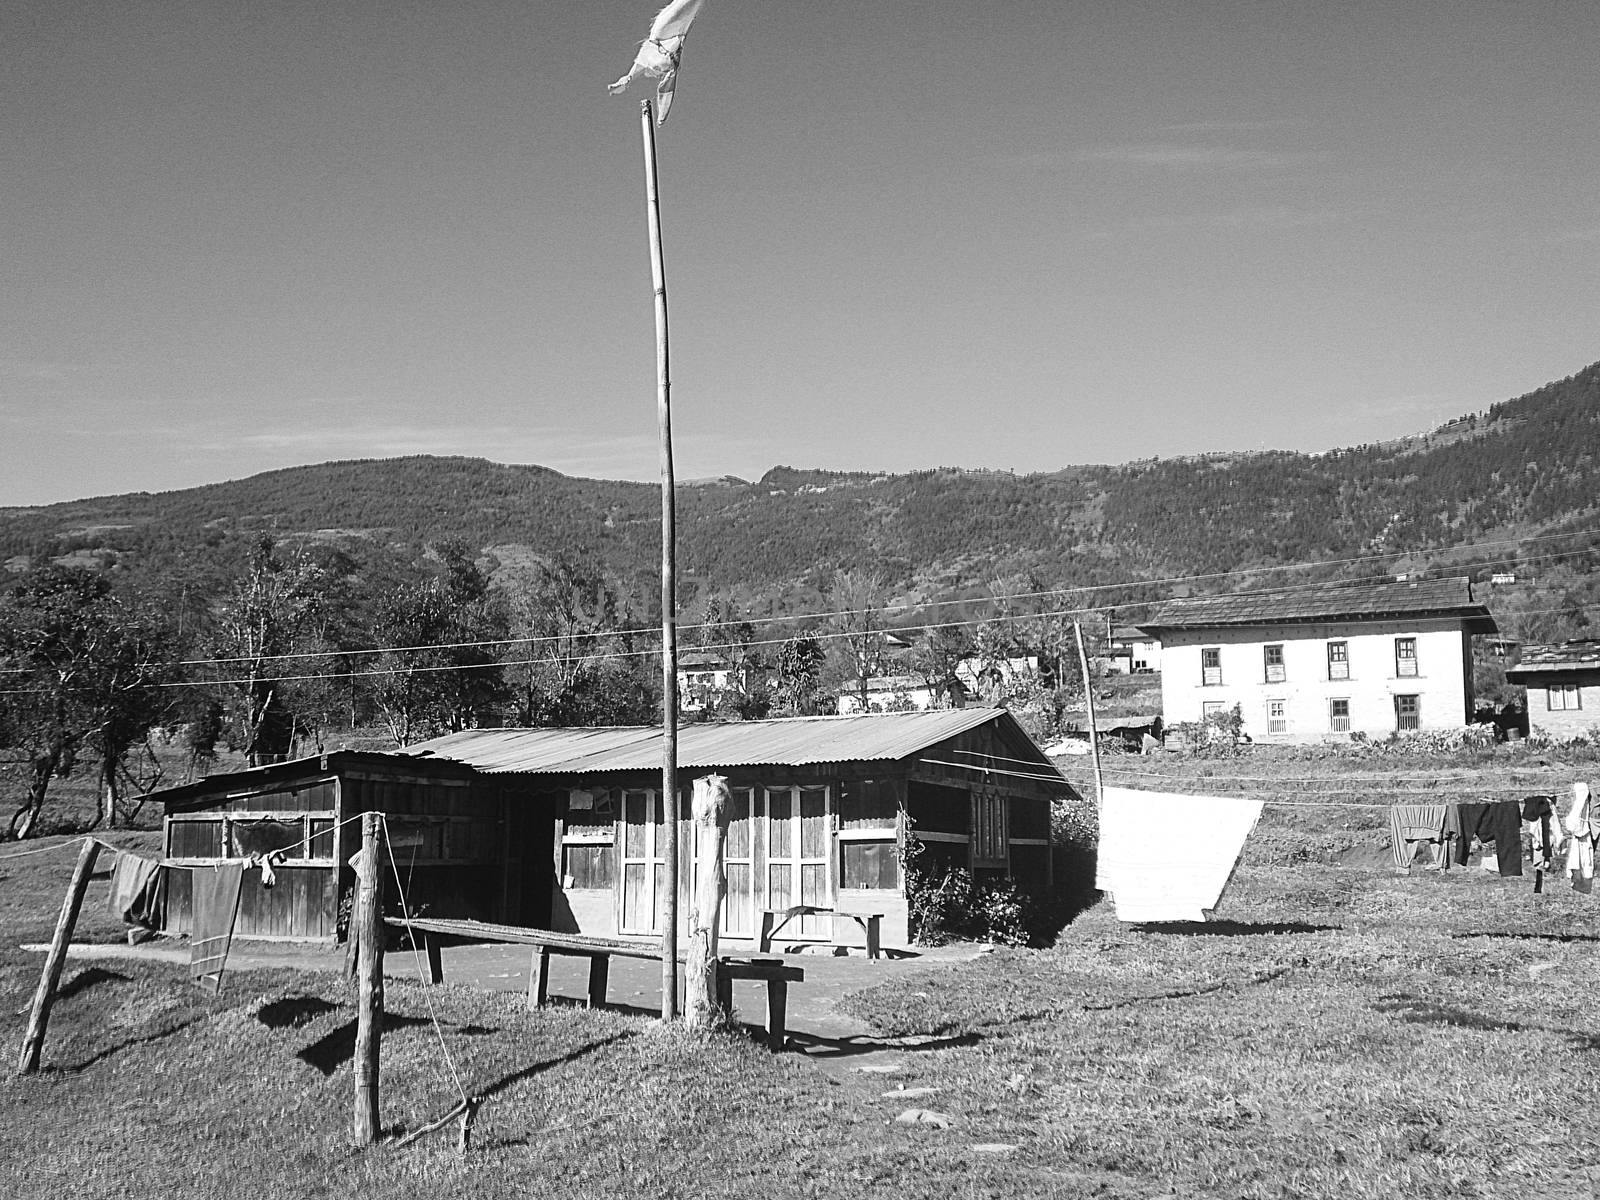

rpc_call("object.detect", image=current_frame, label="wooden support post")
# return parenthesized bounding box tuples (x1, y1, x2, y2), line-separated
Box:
(639, 96, 680, 1023)
(586, 956, 610, 1009)
(685, 775, 730, 1030)
(353, 813, 383, 1145)
(17, 837, 101, 1075)
(527, 947, 550, 1010)
(424, 934, 443, 986)
(765, 980, 789, 1052)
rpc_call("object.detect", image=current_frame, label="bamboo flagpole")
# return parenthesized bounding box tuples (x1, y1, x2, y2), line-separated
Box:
(1073, 623, 1105, 820)
(638, 97, 680, 1021)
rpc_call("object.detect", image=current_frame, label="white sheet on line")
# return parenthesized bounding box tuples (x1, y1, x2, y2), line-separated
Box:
(1095, 786, 1263, 922)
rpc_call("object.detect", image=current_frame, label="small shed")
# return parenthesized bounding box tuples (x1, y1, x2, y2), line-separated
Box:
(1507, 640, 1600, 740)
(400, 708, 1075, 950)
(154, 750, 559, 942)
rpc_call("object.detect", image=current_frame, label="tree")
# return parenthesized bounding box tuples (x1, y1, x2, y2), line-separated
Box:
(772, 636, 827, 716)
(826, 569, 887, 712)
(906, 623, 974, 709)
(0, 567, 175, 838)
(207, 536, 329, 766)
(498, 558, 656, 727)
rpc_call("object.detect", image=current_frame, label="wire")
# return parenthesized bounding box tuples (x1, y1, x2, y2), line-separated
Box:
(5, 522, 1595, 679)
(376, 814, 469, 1106)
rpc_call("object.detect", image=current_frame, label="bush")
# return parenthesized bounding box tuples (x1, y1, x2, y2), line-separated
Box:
(899, 828, 1063, 948)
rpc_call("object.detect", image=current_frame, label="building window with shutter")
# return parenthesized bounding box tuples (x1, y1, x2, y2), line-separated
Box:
(1264, 644, 1285, 683)
(1395, 694, 1420, 731)
(1549, 683, 1582, 711)
(1201, 647, 1222, 686)
(1327, 641, 1349, 680)
(970, 790, 1009, 868)
(1395, 637, 1418, 677)
(1267, 698, 1287, 734)
(1329, 698, 1351, 732)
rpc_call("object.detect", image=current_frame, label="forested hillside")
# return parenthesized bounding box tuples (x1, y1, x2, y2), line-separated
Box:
(3, 361, 1599, 631)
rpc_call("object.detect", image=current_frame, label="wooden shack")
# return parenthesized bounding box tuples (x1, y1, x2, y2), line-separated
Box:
(400, 708, 1074, 950)
(155, 750, 558, 942)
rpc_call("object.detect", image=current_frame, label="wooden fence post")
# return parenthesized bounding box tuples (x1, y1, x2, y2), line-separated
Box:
(353, 813, 384, 1144)
(17, 837, 101, 1075)
(684, 775, 729, 1031)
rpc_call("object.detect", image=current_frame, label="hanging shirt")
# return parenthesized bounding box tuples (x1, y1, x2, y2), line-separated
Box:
(1096, 786, 1264, 922)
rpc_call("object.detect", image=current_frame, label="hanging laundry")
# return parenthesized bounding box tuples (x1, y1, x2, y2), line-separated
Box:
(1453, 801, 1524, 877)
(1095, 786, 1264, 922)
(106, 851, 165, 929)
(1388, 805, 1448, 870)
(1564, 783, 1598, 894)
(1521, 796, 1557, 870)
(189, 862, 246, 993)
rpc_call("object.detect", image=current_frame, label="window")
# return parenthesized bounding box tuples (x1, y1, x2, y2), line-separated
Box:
(1201, 647, 1222, 686)
(1267, 699, 1287, 734)
(1202, 701, 1226, 721)
(1329, 698, 1351, 732)
(1395, 694, 1420, 731)
(1264, 644, 1285, 683)
(1327, 641, 1349, 681)
(1549, 683, 1583, 711)
(1395, 637, 1418, 677)
(970, 789, 1009, 868)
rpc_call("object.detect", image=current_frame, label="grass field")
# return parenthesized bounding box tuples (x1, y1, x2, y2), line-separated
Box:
(5, 747, 1600, 1198)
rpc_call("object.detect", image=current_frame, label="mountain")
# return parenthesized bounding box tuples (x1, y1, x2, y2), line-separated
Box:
(3, 361, 1599, 633)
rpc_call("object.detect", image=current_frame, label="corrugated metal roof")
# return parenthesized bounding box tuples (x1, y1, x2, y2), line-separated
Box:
(1506, 640, 1600, 679)
(1137, 577, 1497, 633)
(401, 708, 1017, 774)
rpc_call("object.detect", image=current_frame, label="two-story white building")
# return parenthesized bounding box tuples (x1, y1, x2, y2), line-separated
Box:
(1136, 578, 1497, 743)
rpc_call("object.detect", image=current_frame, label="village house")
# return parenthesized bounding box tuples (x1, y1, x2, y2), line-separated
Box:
(1506, 641, 1600, 740)
(835, 673, 960, 714)
(1136, 577, 1498, 743)
(151, 709, 1070, 952)
(1105, 625, 1162, 675)
(675, 650, 765, 713)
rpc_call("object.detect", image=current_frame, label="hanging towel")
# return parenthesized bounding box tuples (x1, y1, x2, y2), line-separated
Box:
(189, 862, 246, 993)
(1564, 783, 1597, 894)
(106, 851, 164, 928)
(1095, 786, 1264, 922)
(1388, 805, 1448, 869)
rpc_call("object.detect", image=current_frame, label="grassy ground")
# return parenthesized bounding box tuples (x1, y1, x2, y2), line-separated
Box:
(7, 748, 1600, 1198)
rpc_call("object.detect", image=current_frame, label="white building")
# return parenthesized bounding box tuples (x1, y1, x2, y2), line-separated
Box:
(1137, 578, 1497, 743)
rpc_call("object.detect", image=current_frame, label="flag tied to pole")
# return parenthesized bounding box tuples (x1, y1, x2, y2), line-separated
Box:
(608, 0, 708, 124)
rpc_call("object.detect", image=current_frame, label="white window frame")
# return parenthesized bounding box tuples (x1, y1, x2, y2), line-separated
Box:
(1327, 640, 1349, 681)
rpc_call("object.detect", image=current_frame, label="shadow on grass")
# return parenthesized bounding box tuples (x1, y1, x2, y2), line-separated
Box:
(1375, 993, 1600, 1051)
(784, 1029, 984, 1059)
(1132, 921, 1340, 936)
(449, 1032, 639, 1151)
(299, 1013, 500, 1076)
(57, 966, 133, 1002)
(45, 1016, 205, 1074)
(1451, 931, 1600, 944)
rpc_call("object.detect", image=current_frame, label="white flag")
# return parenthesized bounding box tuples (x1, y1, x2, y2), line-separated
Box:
(608, 0, 708, 124)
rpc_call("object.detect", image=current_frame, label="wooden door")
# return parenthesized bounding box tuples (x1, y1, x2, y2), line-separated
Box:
(720, 786, 757, 938)
(764, 785, 832, 938)
(618, 788, 663, 934)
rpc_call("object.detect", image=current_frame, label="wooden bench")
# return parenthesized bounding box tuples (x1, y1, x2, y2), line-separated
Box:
(384, 916, 803, 1050)
(758, 905, 883, 959)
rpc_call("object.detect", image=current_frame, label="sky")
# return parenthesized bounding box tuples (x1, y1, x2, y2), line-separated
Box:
(4, 1, 1599, 506)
